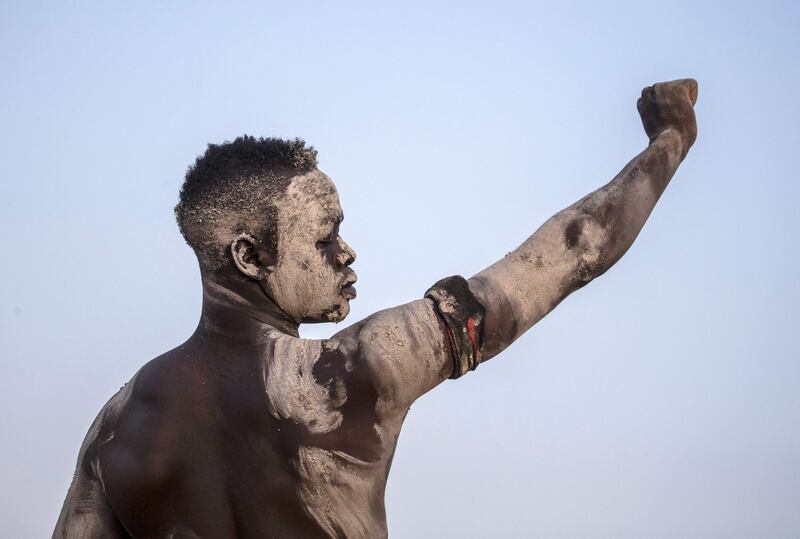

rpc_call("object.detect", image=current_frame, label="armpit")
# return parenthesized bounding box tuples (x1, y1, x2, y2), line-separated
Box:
(425, 275, 486, 379)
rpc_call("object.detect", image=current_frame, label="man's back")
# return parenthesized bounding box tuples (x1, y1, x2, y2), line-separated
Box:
(56, 329, 406, 538)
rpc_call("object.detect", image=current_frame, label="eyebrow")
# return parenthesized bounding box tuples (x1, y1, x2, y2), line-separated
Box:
(322, 212, 343, 226)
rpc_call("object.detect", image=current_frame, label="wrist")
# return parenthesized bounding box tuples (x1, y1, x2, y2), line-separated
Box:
(651, 127, 692, 159)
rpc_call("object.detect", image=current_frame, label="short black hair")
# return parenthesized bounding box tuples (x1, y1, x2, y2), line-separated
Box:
(175, 135, 318, 270)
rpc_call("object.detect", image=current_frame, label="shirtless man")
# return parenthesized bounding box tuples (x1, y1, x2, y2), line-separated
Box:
(54, 78, 698, 538)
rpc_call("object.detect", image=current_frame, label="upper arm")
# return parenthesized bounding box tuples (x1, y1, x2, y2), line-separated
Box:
(53, 384, 137, 539)
(97, 369, 186, 537)
(330, 298, 454, 411)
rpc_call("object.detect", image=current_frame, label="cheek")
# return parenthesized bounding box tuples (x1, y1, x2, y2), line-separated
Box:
(303, 249, 339, 285)
(296, 264, 348, 321)
(277, 246, 339, 299)
(282, 240, 324, 274)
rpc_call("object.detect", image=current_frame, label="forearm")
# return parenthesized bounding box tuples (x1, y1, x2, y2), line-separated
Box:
(470, 129, 688, 359)
(565, 128, 687, 278)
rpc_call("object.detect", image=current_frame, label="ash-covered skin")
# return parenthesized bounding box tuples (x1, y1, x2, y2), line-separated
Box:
(54, 79, 698, 538)
(264, 171, 357, 324)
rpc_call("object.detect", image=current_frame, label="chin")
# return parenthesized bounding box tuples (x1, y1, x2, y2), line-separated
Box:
(329, 300, 351, 322)
(309, 298, 351, 324)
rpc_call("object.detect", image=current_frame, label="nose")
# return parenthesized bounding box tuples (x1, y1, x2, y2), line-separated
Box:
(336, 237, 356, 267)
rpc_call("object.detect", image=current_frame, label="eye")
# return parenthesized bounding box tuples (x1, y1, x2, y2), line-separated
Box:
(316, 223, 340, 248)
(316, 234, 336, 248)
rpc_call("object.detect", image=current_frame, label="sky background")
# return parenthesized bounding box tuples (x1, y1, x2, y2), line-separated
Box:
(1, 1, 798, 537)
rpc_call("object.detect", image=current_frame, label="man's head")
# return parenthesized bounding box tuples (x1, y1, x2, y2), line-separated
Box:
(175, 136, 357, 323)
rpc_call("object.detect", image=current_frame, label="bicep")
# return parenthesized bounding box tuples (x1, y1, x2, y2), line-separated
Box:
(332, 299, 453, 410)
(98, 381, 184, 536)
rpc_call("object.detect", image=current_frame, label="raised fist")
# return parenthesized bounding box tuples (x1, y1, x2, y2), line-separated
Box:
(637, 78, 698, 154)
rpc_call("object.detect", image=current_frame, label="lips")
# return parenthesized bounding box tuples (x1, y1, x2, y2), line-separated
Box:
(340, 275, 358, 299)
(341, 284, 357, 299)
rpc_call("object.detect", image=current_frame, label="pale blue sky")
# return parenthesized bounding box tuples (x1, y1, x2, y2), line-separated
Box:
(1, 1, 798, 537)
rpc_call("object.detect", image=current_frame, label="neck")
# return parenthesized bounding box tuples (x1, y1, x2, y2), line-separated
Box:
(198, 274, 300, 342)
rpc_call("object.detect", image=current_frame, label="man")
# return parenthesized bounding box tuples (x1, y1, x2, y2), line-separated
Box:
(54, 78, 698, 538)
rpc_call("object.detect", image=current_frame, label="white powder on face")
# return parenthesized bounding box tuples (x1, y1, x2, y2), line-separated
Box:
(266, 171, 354, 323)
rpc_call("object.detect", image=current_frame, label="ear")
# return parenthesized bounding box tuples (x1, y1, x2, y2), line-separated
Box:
(230, 234, 274, 280)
